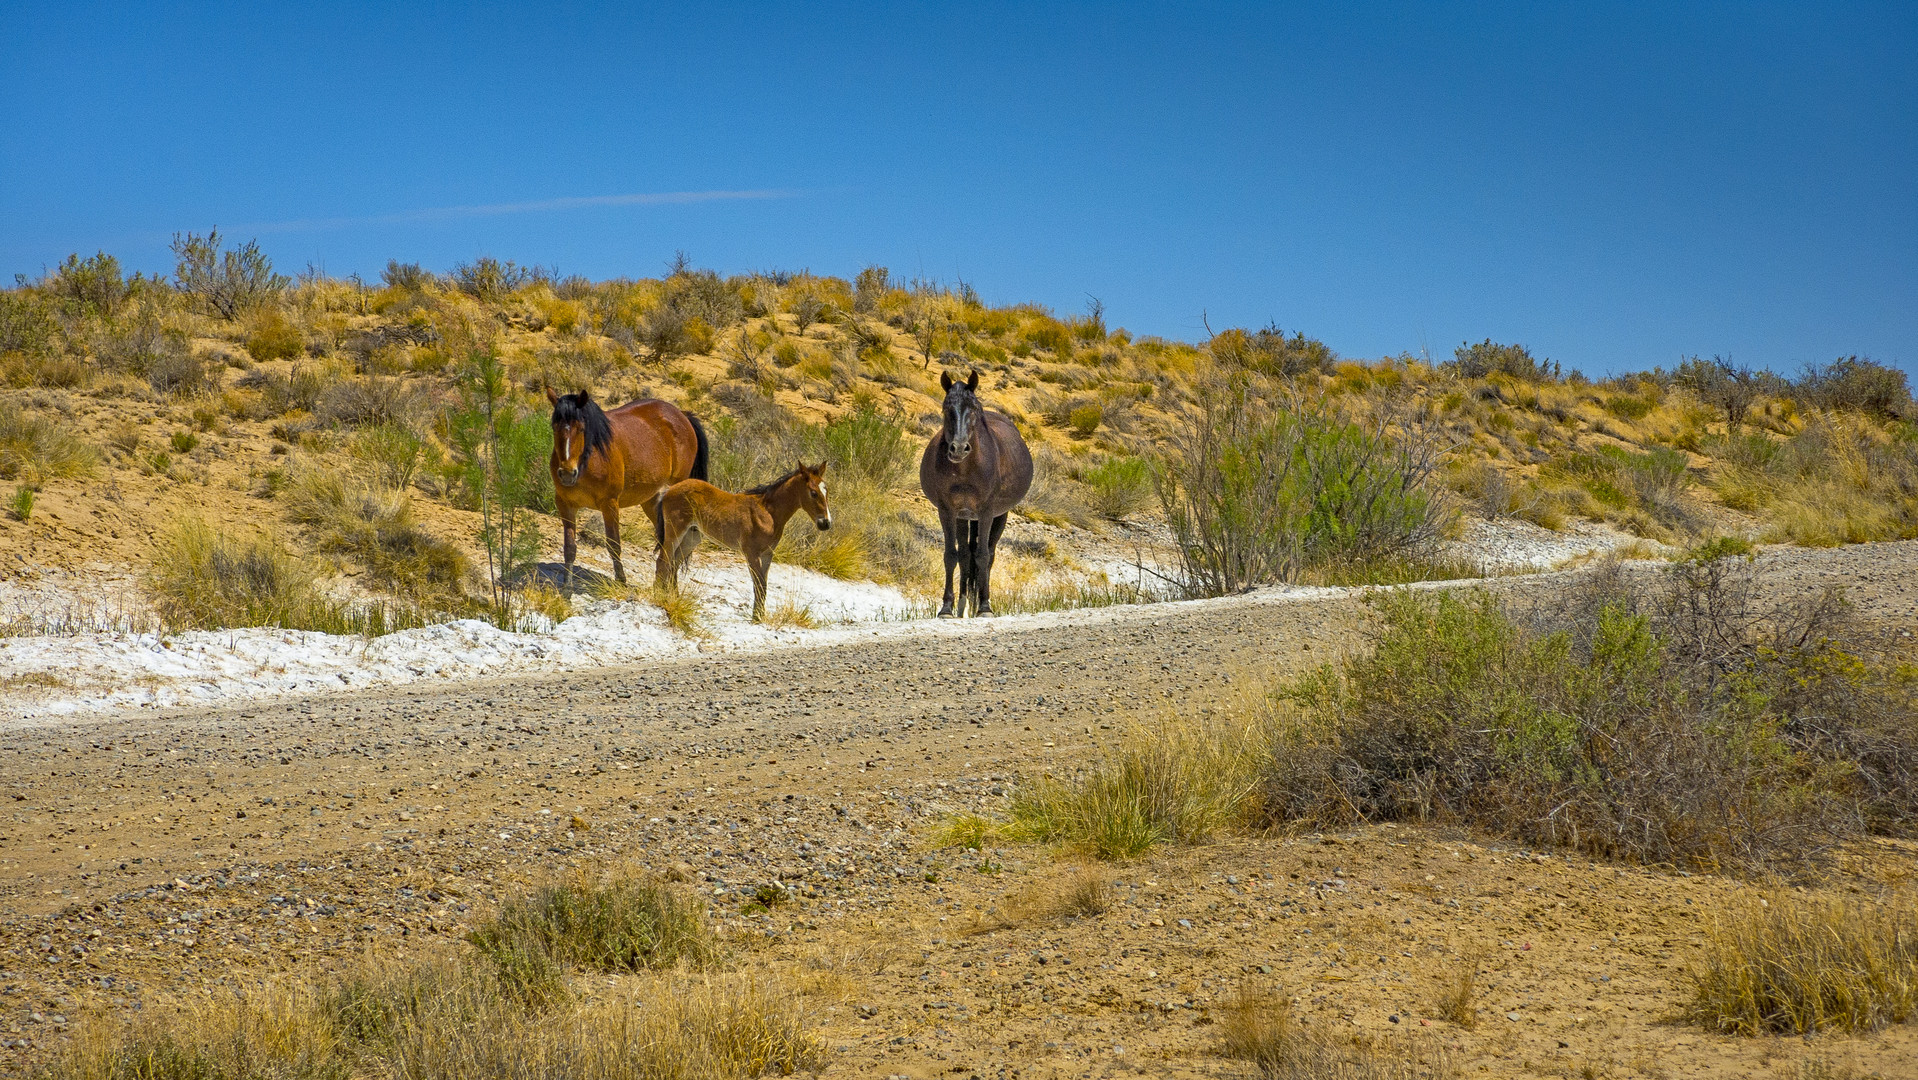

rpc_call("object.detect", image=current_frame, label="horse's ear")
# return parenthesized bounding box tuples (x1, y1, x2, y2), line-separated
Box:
(577, 388, 592, 402)
(966, 369, 980, 391)
(940, 371, 953, 391)
(813, 460, 828, 475)
(544, 386, 560, 406)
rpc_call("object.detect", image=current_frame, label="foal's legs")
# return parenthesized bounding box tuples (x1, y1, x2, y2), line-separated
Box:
(937, 508, 961, 617)
(602, 501, 625, 584)
(975, 512, 1008, 615)
(748, 547, 774, 622)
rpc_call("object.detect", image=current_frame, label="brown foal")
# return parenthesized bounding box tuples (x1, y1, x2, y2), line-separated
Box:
(654, 462, 832, 621)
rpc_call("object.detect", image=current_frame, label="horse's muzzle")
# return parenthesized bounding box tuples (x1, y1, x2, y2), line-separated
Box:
(815, 514, 832, 531)
(946, 443, 971, 463)
(557, 468, 580, 487)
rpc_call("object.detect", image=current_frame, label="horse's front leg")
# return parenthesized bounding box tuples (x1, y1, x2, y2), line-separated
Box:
(937, 509, 960, 617)
(957, 519, 979, 618)
(602, 502, 625, 584)
(559, 504, 579, 588)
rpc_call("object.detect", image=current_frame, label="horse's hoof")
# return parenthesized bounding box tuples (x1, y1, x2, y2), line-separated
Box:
(937, 604, 954, 617)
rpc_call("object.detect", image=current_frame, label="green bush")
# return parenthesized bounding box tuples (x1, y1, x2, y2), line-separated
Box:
(47, 251, 128, 316)
(1156, 377, 1444, 595)
(1080, 455, 1153, 520)
(1266, 557, 1918, 870)
(0, 289, 61, 356)
(246, 308, 306, 360)
(1793, 356, 1913, 420)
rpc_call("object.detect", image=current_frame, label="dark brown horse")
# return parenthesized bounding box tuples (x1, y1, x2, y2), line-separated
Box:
(547, 388, 708, 585)
(654, 463, 832, 621)
(920, 370, 1033, 616)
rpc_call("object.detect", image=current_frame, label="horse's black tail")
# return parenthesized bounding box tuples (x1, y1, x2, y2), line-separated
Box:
(687, 412, 710, 483)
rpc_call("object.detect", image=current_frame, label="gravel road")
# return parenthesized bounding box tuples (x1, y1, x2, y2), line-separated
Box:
(2, 540, 1915, 1075)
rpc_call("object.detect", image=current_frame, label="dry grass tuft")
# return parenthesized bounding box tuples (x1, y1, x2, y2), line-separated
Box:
(1685, 890, 1918, 1035)
(761, 597, 818, 629)
(1009, 712, 1263, 859)
(1221, 982, 1453, 1079)
(652, 585, 708, 637)
(1430, 953, 1480, 1029)
(0, 401, 97, 483)
(468, 869, 717, 1002)
(44, 953, 820, 1080)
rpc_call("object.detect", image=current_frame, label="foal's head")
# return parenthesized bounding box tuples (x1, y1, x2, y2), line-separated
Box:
(793, 461, 832, 531)
(939, 369, 983, 464)
(546, 388, 612, 487)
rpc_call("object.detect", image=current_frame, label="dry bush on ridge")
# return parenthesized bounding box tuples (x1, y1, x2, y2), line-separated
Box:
(0, 401, 98, 483)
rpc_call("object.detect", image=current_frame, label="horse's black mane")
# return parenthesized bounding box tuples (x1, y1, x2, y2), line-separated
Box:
(550, 392, 614, 464)
(744, 467, 806, 497)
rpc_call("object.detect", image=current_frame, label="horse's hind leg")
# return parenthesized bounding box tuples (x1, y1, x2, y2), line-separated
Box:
(976, 512, 1008, 615)
(602, 502, 625, 584)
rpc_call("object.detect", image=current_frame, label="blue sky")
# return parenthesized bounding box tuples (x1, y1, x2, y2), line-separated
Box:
(2, 2, 1912, 376)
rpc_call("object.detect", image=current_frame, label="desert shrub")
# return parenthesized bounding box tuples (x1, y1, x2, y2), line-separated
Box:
(350, 421, 433, 490)
(93, 308, 214, 395)
(1008, 715, 1261, 859)
(317, 375, 431, 428)
(1677, 355, 1776, 430)
(0, 402, 98, 483)
(144, 518, 421, 634)
(1541, 444, 1692, 531)
(1685, 890, 1918, 1035)
(1156, 376, 1444, 595)
(1792, 357, 1913, 420)
(1209, 324, 1337, 378)
(450, 256, 534, 302)
(46, 251, 128, 315)
(236, 365, 327, 416)
(1266, 555, 1918, 870)
(819, 401, 914, 488)
(0, 289, 61, 356)
(381, 260, 436, 292)
(1080, 455, 1153, 520)
(171, 229, 288, 318)
(469, 871, 716, 994)
(283, 470, 469, 603)
(0, 350, 91, 390)
(1452, 339, 1551, 381)
(1021, 448, 1095, 528)
(245, 307, 306, 360)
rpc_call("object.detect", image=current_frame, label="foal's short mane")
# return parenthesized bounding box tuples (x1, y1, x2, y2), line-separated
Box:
(744, 467, 807, 497)
(550, 392, 614, 464)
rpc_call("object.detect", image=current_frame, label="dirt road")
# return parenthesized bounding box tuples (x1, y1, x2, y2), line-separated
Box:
(3, 541, 1917, 1077)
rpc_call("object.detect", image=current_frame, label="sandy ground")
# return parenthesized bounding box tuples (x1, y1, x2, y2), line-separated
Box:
(2, 541, 1916, 1077)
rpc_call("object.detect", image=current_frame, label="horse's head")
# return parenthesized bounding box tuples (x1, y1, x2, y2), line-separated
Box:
(547, 387, 608, 488)
(940, 369, 983, 464)
(796, 460, 832, 531)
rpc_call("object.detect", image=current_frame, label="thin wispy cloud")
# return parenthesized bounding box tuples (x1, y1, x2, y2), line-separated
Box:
(238, 188, 801, 235)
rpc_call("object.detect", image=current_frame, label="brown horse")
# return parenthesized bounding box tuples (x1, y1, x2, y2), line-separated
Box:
(920, 370, 1033, 616)
(547, 388, 709, 585)
(654, 463, 832, 621)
